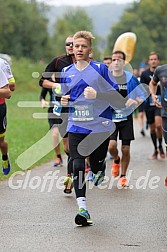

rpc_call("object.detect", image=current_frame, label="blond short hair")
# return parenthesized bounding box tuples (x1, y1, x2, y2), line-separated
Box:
(73, 31, 95, 46)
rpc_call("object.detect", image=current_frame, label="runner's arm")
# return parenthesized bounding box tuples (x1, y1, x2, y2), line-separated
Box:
(0, 68, 11, 98)
(40, 87, 49, 108)
(39, 58, 60, 88)
(84, 87, 126, 109)
(42, 79, 59, 89)
(8, 77, 16, 91)
(0, 84, 11, 99)
(149, 79, 161, 108)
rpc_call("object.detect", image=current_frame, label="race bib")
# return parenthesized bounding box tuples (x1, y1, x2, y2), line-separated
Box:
(72, 104, 94, 121)
(53, 101, 62, 116)
(112, 110, 127, 122)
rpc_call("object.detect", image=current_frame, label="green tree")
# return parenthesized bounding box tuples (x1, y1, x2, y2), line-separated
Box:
(0, 0, 51, 61)
(106, 0, 167, 67)
(51, 8, 101, 60)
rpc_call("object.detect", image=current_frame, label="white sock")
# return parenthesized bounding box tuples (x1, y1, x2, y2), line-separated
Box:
(77, 197, 87, 210)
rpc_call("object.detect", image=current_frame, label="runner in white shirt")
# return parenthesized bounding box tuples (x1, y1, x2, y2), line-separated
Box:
(0, 68, 11, 98)
(0, 58, 16, 91)
(0, 59, 15, 175)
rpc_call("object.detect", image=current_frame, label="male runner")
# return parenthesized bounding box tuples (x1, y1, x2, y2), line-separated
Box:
(39, 36, 75, 193)
(60, 32, 147, 225)
(108, 51, 145, 187)
(149, 63, 167, 185)
(0, 58, 15, 175)
(140, 52, 165, 159)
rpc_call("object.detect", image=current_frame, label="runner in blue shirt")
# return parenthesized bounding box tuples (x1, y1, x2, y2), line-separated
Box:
(61, 31, 119, 226)
(60, 31, 147, 226)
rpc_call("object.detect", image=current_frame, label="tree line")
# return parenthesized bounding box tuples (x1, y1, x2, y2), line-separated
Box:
(0, 0, 50, 61)
(0, 0, 166, 67)
(106, 0, 167, 67)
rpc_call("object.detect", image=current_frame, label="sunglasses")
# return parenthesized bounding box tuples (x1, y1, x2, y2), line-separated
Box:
(65, 42, 73, 46)
(112, 58, 124, 62)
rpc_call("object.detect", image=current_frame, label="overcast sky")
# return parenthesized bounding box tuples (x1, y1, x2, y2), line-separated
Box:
(37, 0, 136, 6)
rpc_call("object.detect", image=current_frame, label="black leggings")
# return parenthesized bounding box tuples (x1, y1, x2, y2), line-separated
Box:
(162, 117, 167, 147)
(69, 132, 110, 198)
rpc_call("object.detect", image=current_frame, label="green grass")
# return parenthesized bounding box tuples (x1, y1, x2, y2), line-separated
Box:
(0, 58, 62, 180)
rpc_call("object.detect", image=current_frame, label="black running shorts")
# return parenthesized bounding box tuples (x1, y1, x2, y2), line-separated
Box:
(145, 106, 161, 125)
(0, 103, 7, 135)
(110, 116, 134, 144)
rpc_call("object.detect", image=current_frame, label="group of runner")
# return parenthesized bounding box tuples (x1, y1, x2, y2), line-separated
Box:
(38, 31, 167, 227)
(1, 30, 167, 226)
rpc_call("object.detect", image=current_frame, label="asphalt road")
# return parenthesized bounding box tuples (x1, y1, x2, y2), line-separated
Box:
(0, 120, 167, 252)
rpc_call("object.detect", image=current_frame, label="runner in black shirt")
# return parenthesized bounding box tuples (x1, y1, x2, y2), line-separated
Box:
(39, 36, 75, 193)
(140, 52, 165, 159)
(150, 64, 167, 184)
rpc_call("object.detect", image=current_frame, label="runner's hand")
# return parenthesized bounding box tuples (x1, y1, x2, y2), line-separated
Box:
(84, 87, 97, 99)
(41, 99, 49, 108)
(152, 94, 162, 108)
(61, 95, 70, 106)
(125, 98, 138, 107)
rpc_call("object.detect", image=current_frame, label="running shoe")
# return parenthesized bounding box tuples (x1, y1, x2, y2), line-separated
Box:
(64, 176, 73, 194)
(75, 208, 93, 226)
(92, 171, 105, 186)
(112, 162, 120, 177)
(87, 171, 93, 181)
(146, 122, 149, 130)
(165, 177, 167, 186)
(152, 150, 158, 160)
(140, 129, 145, 137)
(118, 177, 128, 187)
(2, 159, 11, 175)
(159, 147, 165, 159)
(54, 157, 63, 167)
